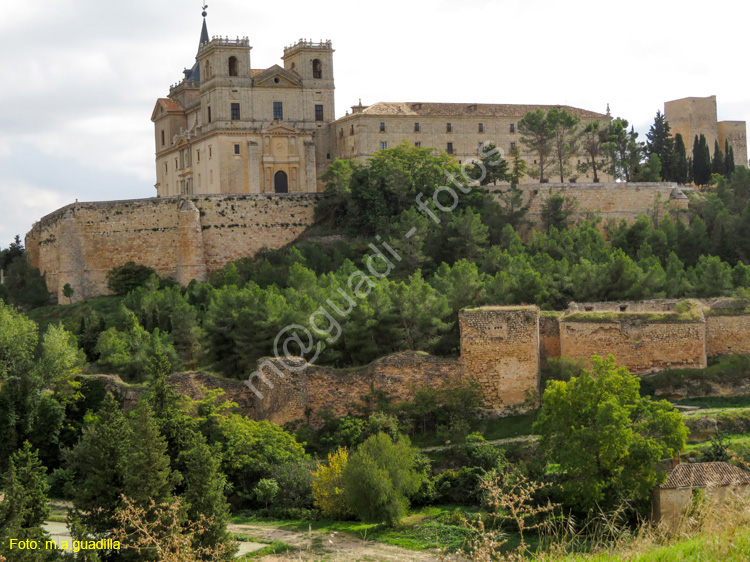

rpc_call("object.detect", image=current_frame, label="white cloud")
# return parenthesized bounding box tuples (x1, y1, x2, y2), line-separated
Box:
(0, 181, 68, 244)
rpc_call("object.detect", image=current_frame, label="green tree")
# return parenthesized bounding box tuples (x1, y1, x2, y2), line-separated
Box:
(533, 355, 687, 515)
(725, 139, 736, 176)
(62, 283, 75, 304)
(646, 110, 674, 181)
(107, 261, 157, 296)
(342, 433, 421, 525)
(540, 193, 576, 231)
(467, 142, 508, 186)
(1, 255, 49, 309)
(0, 443, 54, 562)
(577, 120, 607, 183)
(315, 159, 359, 227)
(692, 134, 712, 186)
(0, 299, 38, 378)
(602, 118, 643, 182)
(547, 107, 580, 182)
(712, 140, 725, 177)
(508, 145, 528, 188)
(672, 133, 689, 184)
(178, 432, 234, 558)
(518, 109, 556, 183)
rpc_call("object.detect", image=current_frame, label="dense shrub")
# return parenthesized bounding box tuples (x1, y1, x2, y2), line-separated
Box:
(106, 261, 157, 296)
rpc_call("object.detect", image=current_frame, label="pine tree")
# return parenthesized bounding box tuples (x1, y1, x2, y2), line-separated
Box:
(646, 111, 674, 181)
(0, 443, 54, 562)
(712, 140, 725, 177)
(672, 134, 689, 184)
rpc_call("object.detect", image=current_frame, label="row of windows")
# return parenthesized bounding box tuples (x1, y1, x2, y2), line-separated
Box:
(379, 122, 516, 134)
(378, 141, 518, 154)
(200, 102, 326, 123)
(164, 146, 212, 173)
(224, 56, 325, 79)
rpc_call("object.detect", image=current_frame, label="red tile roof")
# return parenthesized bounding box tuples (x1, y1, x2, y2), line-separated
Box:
(357, 101, 607, 119)
(659, 463, 750, 489)
(157, 98, 184, 112)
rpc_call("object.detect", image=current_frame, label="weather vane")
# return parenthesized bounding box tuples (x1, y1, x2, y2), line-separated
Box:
(202, 3, 208, 17)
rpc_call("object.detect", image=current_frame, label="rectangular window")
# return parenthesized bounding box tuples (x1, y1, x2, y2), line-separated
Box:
(350, 125, 354, 135)
(380, 141, 388, 150)
(207, 107, 212, 123)
(447, 142, 454, 155)
(231, 103, 240, 120)
(415, 141, 421, 148)
(446, 122, 452, 133)
(174, 158, 178, 170)
(380, 122, 386, 132)
(510, 123, 515, 133)
(315, 104, 324, 121)
(414, 122, 420, 132)
(510, 142, 516, 151)
(273, 102, 283, 120)
(209, 145, 213, 159)
(161, 130, 165, 146)
(234, 144, 240, 155)
(196, 149, 200, 163)
(164, 163, 168, 173)
(478, 123, 484, 133)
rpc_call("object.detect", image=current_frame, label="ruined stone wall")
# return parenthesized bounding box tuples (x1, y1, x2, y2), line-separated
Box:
(459, 306, 539, 413)
(705, 313, 750, 357)
(247, 352, 464, 426)
(517, 183, 689, 229)
(559, 315, 707, 373)
(26, 194, 318, 302)
(539, 314, 561, 361)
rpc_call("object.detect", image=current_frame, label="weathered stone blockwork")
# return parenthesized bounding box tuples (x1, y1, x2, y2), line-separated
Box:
(459, 306, 540, 413)
(559, 301, 707, 373)
(519, 182, 689, 228)
(25, 194, 318, 302)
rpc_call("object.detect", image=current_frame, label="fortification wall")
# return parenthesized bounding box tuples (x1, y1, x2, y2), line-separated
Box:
(517, 183, 689, 228)
(459, 307, 540, 413)
(539, 314, 561, 361)
(26, 194, 318, 302)
(247, 352, 463, 426)
(559, 316, 707, 373)
(705, 314, 750, 357)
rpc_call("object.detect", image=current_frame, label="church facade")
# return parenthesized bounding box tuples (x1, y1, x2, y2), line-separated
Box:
(152, 15, 612, 196)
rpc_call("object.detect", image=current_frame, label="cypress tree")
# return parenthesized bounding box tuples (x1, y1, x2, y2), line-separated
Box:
(646, 111, 674, 181)
(672, 134, 689, 184)
(693, 134, 712, 185)
(0, 443, 54, 562)
(726, 140, 736, 176)
(712, 140, 725, 176)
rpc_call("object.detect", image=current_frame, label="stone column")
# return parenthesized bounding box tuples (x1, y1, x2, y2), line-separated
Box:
(175, 198, 208, 285)
(247, 141, 261, 193)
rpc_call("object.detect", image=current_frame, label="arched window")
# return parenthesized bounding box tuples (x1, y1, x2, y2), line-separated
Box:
(312, 59, 322, 79)
(274, 171, 289, 193)
(228, 56, 238, 76)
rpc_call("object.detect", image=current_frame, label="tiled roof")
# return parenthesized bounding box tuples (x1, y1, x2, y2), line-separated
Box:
(358, 101, 607, 119)
(157, 98, 185, 112)
(658, 462, 750, 489)
(251, 69, 265, 77)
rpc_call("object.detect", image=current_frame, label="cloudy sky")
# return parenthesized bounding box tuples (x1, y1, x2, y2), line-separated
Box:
(1, 0, 747, 246)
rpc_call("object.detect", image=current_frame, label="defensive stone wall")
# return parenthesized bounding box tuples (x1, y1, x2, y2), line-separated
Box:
(26, 194, 318, 302)
(559, 300, 707, 373)
(517, 182, 690, 228)
(459, 306, 540, 413)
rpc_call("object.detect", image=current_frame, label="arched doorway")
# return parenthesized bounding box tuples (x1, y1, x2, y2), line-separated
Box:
(274, 171, 289, 193)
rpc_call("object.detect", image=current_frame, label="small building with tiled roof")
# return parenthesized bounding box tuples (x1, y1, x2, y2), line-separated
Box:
(652, 462, 750, 529)
(330, 100, 611, 183)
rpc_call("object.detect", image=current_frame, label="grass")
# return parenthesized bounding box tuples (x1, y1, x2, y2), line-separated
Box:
(230, 505, 478, 552)
(409, 412, 538, 449)
(25, 295, 124, 333)
(673, 395, 750, 409)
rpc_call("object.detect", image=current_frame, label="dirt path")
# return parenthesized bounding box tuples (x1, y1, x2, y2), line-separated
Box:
(419, 434, 538, 452)
(228, 522, 440, 562)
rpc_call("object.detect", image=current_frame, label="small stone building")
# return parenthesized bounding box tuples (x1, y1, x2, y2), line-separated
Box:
(652, 462, 750, 530)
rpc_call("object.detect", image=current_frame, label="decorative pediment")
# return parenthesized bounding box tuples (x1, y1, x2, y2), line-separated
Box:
(263, 123, 303, 136)
(151, 98, 185, 121)
(253, 65, 302, 88)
